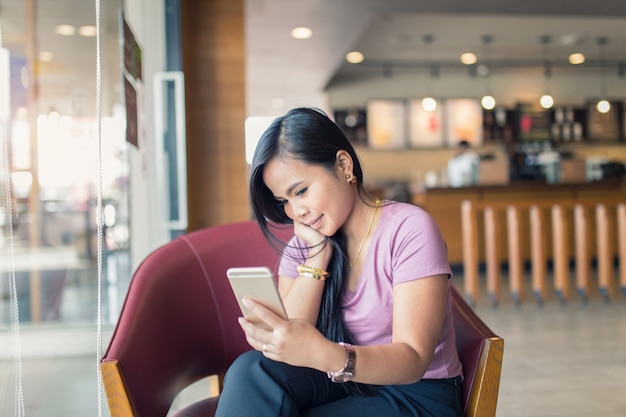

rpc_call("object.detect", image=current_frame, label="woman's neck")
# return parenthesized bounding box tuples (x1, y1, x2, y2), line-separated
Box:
(343, 196, 381, 242)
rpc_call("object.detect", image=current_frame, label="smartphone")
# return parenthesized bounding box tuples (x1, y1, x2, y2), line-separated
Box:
(226, 266, 288, 327)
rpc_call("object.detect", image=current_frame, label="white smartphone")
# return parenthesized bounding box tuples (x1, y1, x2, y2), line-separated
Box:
(226, 266, 288, 327)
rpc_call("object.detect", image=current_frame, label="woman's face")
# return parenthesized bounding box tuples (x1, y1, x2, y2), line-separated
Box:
(262, 155, 353, 237)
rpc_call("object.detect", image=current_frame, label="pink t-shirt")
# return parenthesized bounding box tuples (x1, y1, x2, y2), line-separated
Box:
(279, 201, 462, 380)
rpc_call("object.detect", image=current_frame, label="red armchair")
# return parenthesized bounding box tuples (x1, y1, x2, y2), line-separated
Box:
(101, 221, 503, 417)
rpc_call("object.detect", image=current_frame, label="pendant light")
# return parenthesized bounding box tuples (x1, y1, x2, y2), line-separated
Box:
(421, 34, 437, 112)
(480, 35, 495, 110)
(596, 37, 610, 114)
(539, 35, 554, 109)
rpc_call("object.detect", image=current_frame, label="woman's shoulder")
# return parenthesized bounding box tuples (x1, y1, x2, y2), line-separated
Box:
(382, 200, 432, 221)
(381, 201, 442, 234)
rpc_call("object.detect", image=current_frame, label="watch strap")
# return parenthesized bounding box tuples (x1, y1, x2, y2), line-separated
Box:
(327, 342, 356, 383)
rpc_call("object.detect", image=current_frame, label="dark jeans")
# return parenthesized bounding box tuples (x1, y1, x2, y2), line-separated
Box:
(214, 350, 463, 417)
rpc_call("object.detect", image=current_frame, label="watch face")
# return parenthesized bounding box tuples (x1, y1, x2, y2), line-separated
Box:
(331, 371, 354, 383)
(328, 342, 356, 383)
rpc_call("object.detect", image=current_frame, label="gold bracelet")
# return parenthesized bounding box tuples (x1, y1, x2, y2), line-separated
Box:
(297, 264, 330, 281)
(298, 271, 327, 281)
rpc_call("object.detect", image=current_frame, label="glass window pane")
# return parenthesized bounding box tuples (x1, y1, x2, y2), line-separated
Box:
(0, 1, 129, 330)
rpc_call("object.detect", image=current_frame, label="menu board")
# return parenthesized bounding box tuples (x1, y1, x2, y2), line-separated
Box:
(444, 99, 483, 147)
(407, 99, 444, 148)
(516, 103, 551, 142)
(366, 100, 406, 149)
(586, 100, 620, 141)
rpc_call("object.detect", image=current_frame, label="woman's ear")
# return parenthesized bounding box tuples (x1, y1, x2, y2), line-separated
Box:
(335, 150, 353, 175)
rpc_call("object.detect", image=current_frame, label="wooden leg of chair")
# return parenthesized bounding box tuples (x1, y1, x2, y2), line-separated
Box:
(617, 204, 626, 298)
(507, 206, 523, 305)
(596, 204, 613, 302)
(530, 206, 547, 304)
(211, 374, 223, 397)
(462, 200, 479, 306)
(484, 207, 501, 307)
(552, 204, 569, 303)
(574, 204, 591, 302)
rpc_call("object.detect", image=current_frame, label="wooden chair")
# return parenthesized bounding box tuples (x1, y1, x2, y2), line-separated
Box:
(101, 221, 504, 417)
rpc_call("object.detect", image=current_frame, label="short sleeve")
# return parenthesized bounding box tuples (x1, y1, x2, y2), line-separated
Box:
(386, 206, 452, 285)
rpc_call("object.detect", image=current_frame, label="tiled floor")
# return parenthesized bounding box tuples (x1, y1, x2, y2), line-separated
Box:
(476, 296, 626, 417)
(1, 277, 625, 416)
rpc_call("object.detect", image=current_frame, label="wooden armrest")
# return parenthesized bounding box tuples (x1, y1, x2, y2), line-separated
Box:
(466, 337, 504, 417)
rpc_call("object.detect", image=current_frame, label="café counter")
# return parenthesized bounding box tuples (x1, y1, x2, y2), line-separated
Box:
(412, 180, 626, 265)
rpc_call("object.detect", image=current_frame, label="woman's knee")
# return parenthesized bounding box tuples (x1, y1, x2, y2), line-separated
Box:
(223, 350, 264, 384)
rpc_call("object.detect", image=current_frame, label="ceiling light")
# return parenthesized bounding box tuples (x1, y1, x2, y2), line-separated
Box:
(540, 94, 554, 109)
(568, 53, 585, 65)
(422, 97, 437, 112)
(595, 37, 610, 114)
(596, 99, 610, 113)
(421, 35, 437, 112)
(78, 25, 97, 37)
(479, 35, 495, 110)
(481, 95, 496, 110)
(460, 53, 477, 65)
(55, 24, 76, 36)
(38, 51, 53, 62)
(290, 26, 313, 40)
(345, 51, 364, 64)
(539, 36, 554, 109)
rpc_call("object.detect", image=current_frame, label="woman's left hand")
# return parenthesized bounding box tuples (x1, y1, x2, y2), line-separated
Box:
(238, 297, 329, 369)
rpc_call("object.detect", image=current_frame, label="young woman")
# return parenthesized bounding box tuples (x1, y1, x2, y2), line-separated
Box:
(215, 107, 463, 417)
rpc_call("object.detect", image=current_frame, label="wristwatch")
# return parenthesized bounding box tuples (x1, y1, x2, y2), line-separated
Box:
(327, 342, 356, 383)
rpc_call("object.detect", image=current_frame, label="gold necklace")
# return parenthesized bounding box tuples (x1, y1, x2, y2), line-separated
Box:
(350, 198, 381, 266)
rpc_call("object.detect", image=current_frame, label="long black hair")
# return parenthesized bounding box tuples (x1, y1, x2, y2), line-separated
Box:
(250, 108, 380, 394)
(249, 107, 365, 342)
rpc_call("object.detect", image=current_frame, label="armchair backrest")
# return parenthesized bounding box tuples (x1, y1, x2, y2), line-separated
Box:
(450, 284, 504, 417)
(101, 221, 289, 417)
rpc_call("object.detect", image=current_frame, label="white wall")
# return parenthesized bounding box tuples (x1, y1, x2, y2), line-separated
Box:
(124, 0, 170, 271)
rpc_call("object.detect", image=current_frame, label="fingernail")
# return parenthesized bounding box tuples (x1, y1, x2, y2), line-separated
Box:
(242, 298, 251, 307)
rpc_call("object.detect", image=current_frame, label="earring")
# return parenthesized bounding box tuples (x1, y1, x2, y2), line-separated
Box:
(346, 174, 357, 184)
